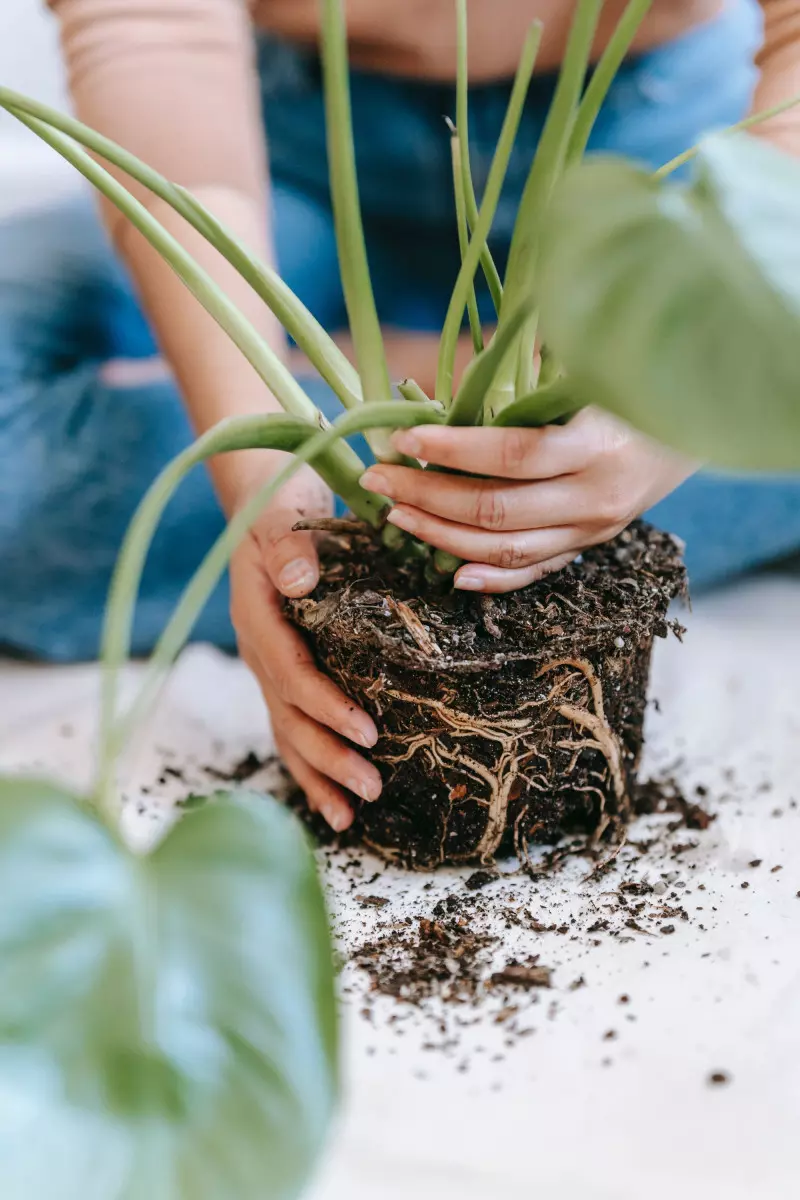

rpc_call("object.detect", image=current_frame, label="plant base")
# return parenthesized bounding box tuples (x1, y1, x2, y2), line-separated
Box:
(287, 522, 686, 868)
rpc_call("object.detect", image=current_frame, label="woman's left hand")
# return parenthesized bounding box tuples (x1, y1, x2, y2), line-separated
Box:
(359, 408, 695, 593)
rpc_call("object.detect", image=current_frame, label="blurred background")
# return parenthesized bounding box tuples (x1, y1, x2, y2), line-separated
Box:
(0, 0, 78, 215)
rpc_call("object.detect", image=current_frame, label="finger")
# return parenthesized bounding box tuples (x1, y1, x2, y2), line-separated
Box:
(271, 699, 383, 803)
(390, 422, 592, 480)
(252, 471, 332, 598)
(385, 504, 584, 568)
(276, 732, 354, 832)
(361, 466, 591, 532)
(255, 505, 321, 597)
(240, 628, 378, 748)
(454, 552, 581, 593)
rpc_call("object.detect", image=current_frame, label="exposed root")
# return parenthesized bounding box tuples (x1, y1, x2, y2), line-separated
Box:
(538, 657, 629, 818)
(292, 517, 366, 533)
(357, 654, 633, 865)
(480, 595, 503, 640)
(387, 598, 442, 658)
(370, 685, 552, 863)
(581, 830, 628, 882)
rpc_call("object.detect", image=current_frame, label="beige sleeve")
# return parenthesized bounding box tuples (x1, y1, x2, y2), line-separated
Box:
(754, 0, 800, 155)
(47, 0, 266, 239)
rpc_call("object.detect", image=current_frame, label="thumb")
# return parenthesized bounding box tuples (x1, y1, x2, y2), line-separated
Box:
(255, 469, 334, 597)
(257, 502, 322, 597)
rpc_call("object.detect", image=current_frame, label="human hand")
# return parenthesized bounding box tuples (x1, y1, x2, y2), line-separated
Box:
(359, 408, 695, 593)
(229, 467, 382, 830)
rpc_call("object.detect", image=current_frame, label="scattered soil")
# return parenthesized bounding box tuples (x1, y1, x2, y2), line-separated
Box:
(287, 521, 686, 867)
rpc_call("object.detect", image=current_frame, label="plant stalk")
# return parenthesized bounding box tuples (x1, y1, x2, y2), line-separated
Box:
(96, 414, 384, 811)
(566, 0, 654, 164)
(320, 0, 397, 461)
(105, 401, 444, 796)
(654, 90, 800, 181)
(449, 125, 484, 355)
(494, 0, 602, 408)
(435, 20, 543, 409)
(0, 88, 363, 411)
(455, 0, 504, 315)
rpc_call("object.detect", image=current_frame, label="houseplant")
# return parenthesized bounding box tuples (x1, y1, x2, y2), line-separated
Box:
(1, 0, 800, 1195)
(2, 0, 689, 872)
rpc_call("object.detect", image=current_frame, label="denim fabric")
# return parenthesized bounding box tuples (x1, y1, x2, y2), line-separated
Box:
(2, 0, 797, 663)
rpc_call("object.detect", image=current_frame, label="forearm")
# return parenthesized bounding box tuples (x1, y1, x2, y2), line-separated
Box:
(49, 0, 293, 514)
(754, 0, 800, 155)
(120, 185, 291, 515)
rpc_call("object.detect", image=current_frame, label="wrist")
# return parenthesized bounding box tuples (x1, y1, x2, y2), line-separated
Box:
(215, 451, 333, 523)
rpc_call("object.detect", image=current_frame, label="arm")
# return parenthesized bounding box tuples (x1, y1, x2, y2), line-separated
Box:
(49, 0, 380, 828)
(49, 0, 280, 512)
(754, 0, 800, 156)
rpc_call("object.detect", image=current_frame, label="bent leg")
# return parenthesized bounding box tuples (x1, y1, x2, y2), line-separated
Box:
(646, 473, 800, 591)
(0, 199, 233, 660)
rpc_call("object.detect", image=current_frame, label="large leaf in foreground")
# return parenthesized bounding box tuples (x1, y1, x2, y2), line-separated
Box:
(0, 778, 337, 1200)
(537, 133, 800, 470)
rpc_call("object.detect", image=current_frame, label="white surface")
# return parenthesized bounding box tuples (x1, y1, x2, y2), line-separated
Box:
(1, 574, 799, 1200)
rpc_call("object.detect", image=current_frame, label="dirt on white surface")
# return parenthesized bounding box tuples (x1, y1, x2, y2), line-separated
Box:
(1, 574, 799, 1200)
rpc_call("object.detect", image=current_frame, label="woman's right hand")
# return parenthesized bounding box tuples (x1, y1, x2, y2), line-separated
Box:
(229, 467, 383, 831)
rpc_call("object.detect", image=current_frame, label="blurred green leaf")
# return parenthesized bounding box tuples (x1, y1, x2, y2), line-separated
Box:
(537, 132, 800, 470)
(0, 777, 337, 1200)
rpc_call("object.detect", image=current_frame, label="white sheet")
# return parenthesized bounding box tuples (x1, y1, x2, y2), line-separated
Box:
(1, 574, 799, 1200)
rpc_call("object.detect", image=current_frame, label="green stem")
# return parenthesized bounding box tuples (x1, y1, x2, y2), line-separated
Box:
(398, 379, 436, 406)
(435, 20, 543, 409)
(104, 401, 444, 798)
(449, 126, 484, 355)
(566, 0, 654, 164)
(447, 300, 536, 425)
(0, 88, 362, 410)
(654, 90, 800, 181)
(498, 0, 602, 404)
(13, 112, 321, 424)
(96, 414, 383, 808)
(321, 0, 396, 461)
(455, 0, 504, 316)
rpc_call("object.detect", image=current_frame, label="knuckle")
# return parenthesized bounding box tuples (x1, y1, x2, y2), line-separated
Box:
(474, 486, 507, 531)
(499, 429, 532, 475)
(594, 485, 628, 527)
(495, 538, 529, 570)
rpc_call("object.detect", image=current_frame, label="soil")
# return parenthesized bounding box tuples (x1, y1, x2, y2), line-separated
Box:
(286, 520, 686, 867)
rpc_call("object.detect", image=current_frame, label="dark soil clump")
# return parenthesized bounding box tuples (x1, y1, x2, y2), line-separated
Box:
(288, 521, 685, 867)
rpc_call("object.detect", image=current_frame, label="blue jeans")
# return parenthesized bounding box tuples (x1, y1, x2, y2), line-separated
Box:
(1, 0, 796, 662)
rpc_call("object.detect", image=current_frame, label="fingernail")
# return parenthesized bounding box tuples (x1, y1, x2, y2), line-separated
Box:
(278, 557, 316, 595)
(454, 570, 485, 591)
(392, 430, 422, 457)
(386, 507, 419, 534)
(327, 806, 352, 833)
(359, 469, 390, 495)
(347, 776, 381, 803)
(344, 723, 378, 749)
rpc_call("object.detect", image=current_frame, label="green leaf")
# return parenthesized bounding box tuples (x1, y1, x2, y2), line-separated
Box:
(0, 778, 337, 1200)
(537, 134, 800, 470)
